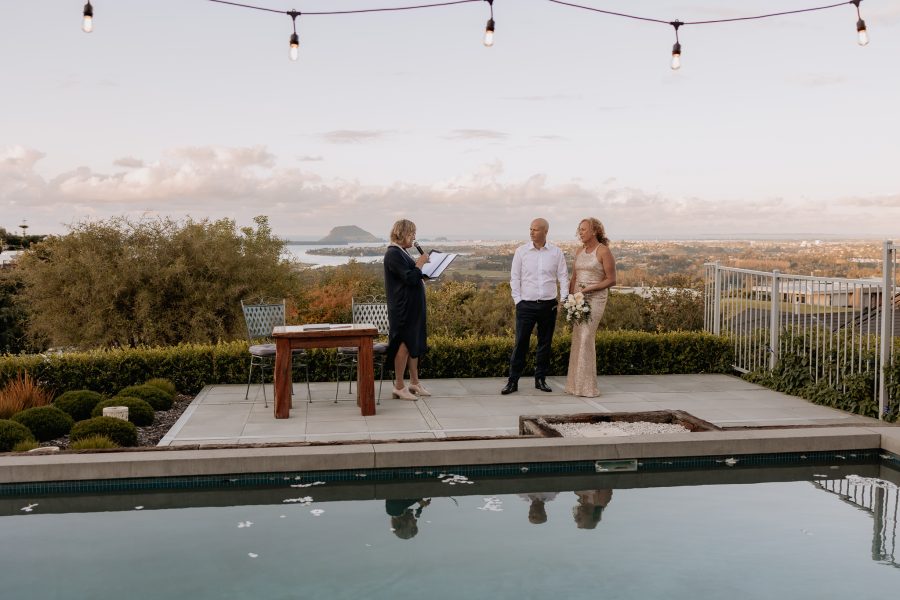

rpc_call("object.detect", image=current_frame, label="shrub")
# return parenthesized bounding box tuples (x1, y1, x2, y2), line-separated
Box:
(145, 377, 177, 397)
(12, 440, 40, 452)
(70, 417, 137, 447)
(0, 419, 35, 452)
(0, 371, 53, 419)
(53, 390, 105, 421)
(69, 434, 120, 450)
(116, 385, 173, 411)
(92, 397, 155, 426)
(11, 406, 74, 441)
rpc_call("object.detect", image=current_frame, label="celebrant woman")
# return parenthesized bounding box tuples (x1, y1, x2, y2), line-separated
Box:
(564, 218, 617, 397)
(384, 219, 431, 400)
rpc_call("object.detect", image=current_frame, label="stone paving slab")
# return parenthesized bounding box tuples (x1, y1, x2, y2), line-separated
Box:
(159, 374, 889, 446)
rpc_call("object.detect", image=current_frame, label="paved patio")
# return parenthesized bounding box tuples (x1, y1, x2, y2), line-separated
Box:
(159, 374, 879, 446)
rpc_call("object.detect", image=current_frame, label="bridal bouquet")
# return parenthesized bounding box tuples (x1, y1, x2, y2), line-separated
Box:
(564, 291, 591, 325)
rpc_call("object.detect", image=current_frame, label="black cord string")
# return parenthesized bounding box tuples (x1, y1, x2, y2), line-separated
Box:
(207, 0, 860, 27)
(208, 0, 483, 17)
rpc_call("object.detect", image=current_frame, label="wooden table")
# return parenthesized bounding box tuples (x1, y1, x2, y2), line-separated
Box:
(272, 324, 379, 418)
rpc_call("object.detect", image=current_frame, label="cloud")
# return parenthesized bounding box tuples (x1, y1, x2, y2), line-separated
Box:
(113, 156, 145, 168)
(501, 94, 581, 102)
(319, 130, 390, 144)
(531, 135, 567, 142)
(446, 129, 509, 141)
(4, 144, 900, 239)
(297, 155, 324, 162)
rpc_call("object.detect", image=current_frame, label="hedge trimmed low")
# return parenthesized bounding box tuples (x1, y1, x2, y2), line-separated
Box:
(115, 385, 173, 411)
(11, 406, 74, 441)
(70, 417, 137, 447)
(0, 419, 35, 452)
(53, 390, 105, 421)
(145, 377, 177, 397)
(0, 333, 735, 398)
(92, 397, 155, 426)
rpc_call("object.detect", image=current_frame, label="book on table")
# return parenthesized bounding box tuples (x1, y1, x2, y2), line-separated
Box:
(421, 251, 458, 279)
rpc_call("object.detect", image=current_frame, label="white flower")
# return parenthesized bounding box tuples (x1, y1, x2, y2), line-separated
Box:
(574, 292, 584, 302)
(581, 305, 590, 312)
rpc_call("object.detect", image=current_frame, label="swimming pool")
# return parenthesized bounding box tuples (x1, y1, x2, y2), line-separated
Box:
(2, 461, 898, 599)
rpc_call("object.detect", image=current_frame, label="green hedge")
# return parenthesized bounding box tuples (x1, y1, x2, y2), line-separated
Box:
(0, 333, 733, 394)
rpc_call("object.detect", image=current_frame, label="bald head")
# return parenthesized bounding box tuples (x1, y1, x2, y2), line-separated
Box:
(529, 218, 549, 248)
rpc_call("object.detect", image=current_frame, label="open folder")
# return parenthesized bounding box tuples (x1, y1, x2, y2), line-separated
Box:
(421, 251, 458, 279)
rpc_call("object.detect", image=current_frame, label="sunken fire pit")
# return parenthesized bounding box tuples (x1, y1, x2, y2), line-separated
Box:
(519, 410, 721, 438)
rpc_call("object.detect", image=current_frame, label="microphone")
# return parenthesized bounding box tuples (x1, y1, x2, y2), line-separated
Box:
(413, 241, 425, 256)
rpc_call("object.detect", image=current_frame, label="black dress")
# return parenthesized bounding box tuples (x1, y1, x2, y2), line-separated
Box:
(384, 245, 427, 365)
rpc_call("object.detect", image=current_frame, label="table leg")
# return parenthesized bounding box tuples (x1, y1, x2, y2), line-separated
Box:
(357, 337, 376, 416)
(274, 338, 292, 419)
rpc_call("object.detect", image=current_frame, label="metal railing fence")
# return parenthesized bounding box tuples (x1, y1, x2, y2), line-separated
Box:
(704, 241, 897, 418)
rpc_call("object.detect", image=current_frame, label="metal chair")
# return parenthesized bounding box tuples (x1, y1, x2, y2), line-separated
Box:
(241, 299, 311, 407)
(333, 296, 390, 404)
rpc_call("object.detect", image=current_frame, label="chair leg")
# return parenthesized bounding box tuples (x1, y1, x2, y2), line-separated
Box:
(260, 365, 268, 409)
(304, 364, 312, 403)
(377, 361, 384, 405)
(245, 361, 254, 400)
(334, 362, 341, 403)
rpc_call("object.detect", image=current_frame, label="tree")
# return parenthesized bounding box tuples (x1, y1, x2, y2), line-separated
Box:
(17, 216, 299, 348)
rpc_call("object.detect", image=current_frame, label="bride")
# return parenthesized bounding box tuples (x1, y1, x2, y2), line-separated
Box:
(565, 218, 617, 397)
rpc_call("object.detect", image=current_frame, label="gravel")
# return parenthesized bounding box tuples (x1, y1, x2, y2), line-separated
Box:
(546, 420, 690, 438)
(41, 394, 193, 449)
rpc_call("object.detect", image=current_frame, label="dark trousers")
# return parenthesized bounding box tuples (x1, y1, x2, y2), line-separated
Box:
(509, 300, 557, 381)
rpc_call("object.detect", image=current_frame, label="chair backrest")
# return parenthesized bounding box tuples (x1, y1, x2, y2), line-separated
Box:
(241, 299, 287, 341)
(351, 296, 390, 335)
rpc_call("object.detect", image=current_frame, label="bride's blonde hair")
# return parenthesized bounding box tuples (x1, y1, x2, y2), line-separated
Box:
(578, 218, 609, 246)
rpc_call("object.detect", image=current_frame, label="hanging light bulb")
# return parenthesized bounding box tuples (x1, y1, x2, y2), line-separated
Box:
(851, 0, 869, 46)
(289, 33, 300, 61)
(856, 18, 869, 46)
(483, 0, 495, 47)
(484, 19, 495, 47)
(287, 10, 300, 62)
(671, 42, 682, 70)
(82, 1, 93, 33)
(669, 21, 683, 71)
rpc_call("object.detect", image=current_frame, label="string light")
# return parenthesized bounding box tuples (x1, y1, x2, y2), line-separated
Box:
(288, 10, 300, 61)
(670, 21, 682, 71)
(483, 0, 495, 47)
(86, 1, 874, 69)
(851, 0, 869, 46)
(82, 1, 93, 33)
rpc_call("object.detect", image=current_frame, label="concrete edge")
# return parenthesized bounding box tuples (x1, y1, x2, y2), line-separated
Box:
(0, 427, 893, 484)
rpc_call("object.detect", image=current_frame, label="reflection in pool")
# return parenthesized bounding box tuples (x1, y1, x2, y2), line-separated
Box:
(1, 464, 898, 599)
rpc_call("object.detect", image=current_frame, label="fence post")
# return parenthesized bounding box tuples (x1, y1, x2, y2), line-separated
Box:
(713, 261, 721, 336)
(770, 270, 781, 371)
(878, 240, 893, 419)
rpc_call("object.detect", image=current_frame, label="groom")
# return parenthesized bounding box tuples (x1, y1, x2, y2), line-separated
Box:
(502, 218, 569, 394)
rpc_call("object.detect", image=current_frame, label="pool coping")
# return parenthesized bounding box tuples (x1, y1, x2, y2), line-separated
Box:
(2, 425, 899, 485)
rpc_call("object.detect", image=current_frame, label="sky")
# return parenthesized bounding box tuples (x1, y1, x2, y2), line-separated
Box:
(2, 0, 900, 241)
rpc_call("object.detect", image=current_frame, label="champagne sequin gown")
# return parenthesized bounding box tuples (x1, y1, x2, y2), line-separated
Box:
(565, 249, 609, 397)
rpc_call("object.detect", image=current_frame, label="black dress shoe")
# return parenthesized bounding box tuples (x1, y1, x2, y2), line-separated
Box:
(501, 381, 518, 395)
(535, 378, 552, 392)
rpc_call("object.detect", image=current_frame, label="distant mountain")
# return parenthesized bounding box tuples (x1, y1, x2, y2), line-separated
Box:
(318, 225, 383, 243)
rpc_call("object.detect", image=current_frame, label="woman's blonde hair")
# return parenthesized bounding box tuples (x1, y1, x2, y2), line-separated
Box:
(390, 219, 417, 244)
(578, 218, 609, 246)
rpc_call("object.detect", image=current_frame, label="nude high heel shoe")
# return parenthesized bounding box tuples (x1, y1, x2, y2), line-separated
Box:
(408, 383, 431, 397)
(391, 386, 418, 401)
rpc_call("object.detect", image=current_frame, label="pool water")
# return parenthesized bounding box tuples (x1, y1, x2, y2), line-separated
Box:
(2, 465, 898, 599)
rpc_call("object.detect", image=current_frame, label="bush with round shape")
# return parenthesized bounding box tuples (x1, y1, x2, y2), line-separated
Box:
(91, 397, 154, 426)
(11, 406, 74, 441)
(70, 417, 137, 447)
(0, 419, 35, 452)
(69, 434, 120, 450)
(116, 384, 173, 411)
(53, 390, 105, 421)
(144, 378, 177, 397)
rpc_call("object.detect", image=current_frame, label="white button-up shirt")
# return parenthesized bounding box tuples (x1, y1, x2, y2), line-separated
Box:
(510, 241, 569, 304)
